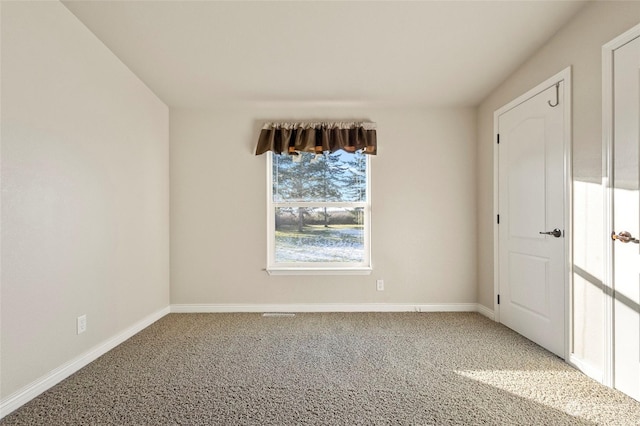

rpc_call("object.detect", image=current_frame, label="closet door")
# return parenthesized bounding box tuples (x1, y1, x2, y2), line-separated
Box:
(611, 32, 640, 401)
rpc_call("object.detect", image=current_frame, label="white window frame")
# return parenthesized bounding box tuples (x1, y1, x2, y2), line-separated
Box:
(266, 151, 372, 275)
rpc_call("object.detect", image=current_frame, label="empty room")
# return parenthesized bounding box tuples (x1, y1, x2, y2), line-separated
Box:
(2, 0, 640, 424)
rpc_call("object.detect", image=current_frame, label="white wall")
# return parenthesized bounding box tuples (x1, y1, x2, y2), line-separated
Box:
(477, 1, 640, 377)
(1, 1, 170, 401)
(170, 106, 477, 307)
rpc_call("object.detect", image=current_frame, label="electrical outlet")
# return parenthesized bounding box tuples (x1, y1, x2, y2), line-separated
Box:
(376, 279, 384, 291)
(77, 315, 87, 334)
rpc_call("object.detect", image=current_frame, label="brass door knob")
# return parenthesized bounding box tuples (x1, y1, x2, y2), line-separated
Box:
(611, 231, 639, 244)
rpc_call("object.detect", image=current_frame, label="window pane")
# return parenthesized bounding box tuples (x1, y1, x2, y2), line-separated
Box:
(274, 207, 364, 263)
(273, 151, 367, 203)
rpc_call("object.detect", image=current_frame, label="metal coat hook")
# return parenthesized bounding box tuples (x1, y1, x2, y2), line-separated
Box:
(548, 82, 560, 107)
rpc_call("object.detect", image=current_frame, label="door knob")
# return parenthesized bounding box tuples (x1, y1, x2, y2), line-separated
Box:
(611, 231, 639, 244)
(539, 228, 562, 238)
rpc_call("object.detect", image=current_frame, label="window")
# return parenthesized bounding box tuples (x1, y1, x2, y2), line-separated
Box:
(267, 150, 371, 274)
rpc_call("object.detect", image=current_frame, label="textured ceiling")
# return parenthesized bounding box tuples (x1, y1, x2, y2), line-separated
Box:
(63, 1, 588, 108)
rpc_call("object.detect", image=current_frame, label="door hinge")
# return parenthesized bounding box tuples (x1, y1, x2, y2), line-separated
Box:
(497, 214, 500, 224)
(497, 294, 500, 305)
(497, 134, 500, 144)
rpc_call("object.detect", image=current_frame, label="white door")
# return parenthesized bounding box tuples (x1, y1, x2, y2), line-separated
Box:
(497, 79, 567, 358)
(611, 33, 640, 400)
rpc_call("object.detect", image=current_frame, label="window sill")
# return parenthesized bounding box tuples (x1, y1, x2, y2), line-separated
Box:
(266, 267, 372, 276)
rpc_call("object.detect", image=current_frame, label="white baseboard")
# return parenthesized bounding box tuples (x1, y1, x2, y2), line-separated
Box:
(171, 303, 488, 314)
(475, 304, 495, 320)
(569, 354, 604, 383)
(0, 306, 170, 420)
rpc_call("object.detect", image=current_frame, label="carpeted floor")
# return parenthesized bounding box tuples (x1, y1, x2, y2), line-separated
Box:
(2, 312, 639, 425)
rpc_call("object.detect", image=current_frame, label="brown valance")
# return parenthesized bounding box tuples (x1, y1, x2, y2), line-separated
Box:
(255, 122, 377, 156)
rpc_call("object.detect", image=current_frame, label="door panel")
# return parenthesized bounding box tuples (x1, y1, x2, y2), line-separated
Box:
(509, 252, 549, 318)
(498, 82, 565, 357)
(507, 118, 547, 240)
(612, 34, 640, 400)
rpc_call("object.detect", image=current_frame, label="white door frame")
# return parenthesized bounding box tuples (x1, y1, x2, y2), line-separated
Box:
(493, 66, 573, 360)
(602, 22, 640, 388)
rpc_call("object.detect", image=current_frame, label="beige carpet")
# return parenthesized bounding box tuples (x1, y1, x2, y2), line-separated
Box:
(2, 312, 639, 425)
